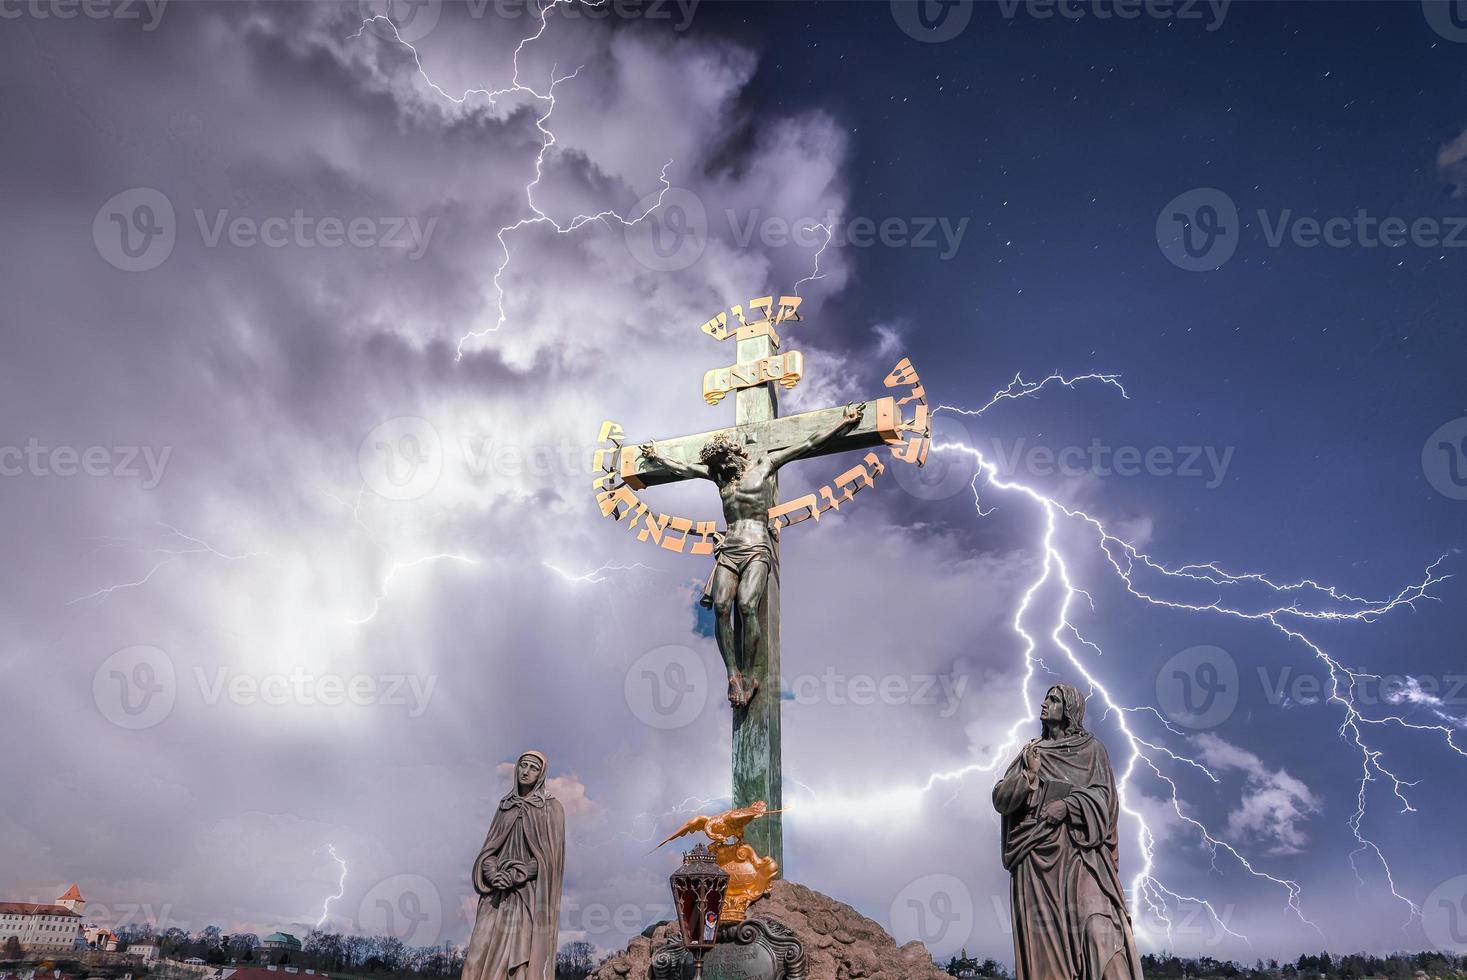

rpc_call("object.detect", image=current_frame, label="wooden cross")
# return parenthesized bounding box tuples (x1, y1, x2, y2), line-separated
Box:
(598, 295, 929, 871)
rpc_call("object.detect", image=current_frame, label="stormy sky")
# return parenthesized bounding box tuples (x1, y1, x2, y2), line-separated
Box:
(2, 0, 1466, 967)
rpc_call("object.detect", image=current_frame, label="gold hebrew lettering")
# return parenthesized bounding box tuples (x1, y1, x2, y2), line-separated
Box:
(690, 521, 720, 556)
(768, 493, 820, 529)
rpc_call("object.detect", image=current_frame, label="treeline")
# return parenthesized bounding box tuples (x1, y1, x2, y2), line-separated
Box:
(940, 951, 1467, 979)
(1141, 950, 1465, 979)
(108, 926, 598, 980)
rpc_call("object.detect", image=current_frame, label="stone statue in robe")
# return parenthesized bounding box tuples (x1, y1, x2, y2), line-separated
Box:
(462, 750, 566, 980)
(992, 684, 1143, 980)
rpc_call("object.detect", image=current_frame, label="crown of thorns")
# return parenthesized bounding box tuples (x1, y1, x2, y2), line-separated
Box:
(699, 433, 751, 465)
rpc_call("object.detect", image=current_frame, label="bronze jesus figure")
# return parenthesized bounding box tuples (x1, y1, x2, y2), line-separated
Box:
(640, 401, 864, 708)
(993, 684, 1143, 980)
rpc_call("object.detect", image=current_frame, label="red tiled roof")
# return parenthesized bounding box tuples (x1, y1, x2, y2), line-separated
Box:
(0, 902, 80, 917)
(59, 885, 84, 902)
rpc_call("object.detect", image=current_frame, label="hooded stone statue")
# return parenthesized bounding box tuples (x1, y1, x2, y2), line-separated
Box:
(462, 750, 566, 980)
(992, 684, 1143, 980)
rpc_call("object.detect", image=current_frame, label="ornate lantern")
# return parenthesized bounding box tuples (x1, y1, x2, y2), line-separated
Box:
(668, 844, 729, 979)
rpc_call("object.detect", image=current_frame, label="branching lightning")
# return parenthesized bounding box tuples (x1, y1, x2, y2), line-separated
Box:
(69, 523, 268, 605)
(350, 1, 675, 359)
(542, 559, 658, 584)
(347, 553, 480, 625)
(316, 844, 348, 928)
(794, 372, 1451, 948)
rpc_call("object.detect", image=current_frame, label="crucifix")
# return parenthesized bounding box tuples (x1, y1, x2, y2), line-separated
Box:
(593, 294, 930, 870)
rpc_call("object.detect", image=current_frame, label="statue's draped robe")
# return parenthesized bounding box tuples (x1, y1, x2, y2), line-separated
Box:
(462, 777, 565, 980)
(993, 721, 1142, 980)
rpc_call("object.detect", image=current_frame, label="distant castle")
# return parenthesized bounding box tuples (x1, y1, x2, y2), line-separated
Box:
(0, 885, 87, 953)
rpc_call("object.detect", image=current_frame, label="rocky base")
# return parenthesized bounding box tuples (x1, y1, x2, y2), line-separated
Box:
(589, 880, 949, 980)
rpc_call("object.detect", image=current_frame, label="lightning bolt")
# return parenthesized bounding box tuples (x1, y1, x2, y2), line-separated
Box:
(69, 523, 268, 605)
(787, 372, 1451, 949)
(939, 371, 1130, 417)
(921, 375, 1449, 938)
(347, 552, 480, 625)
(542, 559, 658, 584)
(316, 844, 348, 928)
(349, 1, 675, 359)
(793, 223, 835, 296)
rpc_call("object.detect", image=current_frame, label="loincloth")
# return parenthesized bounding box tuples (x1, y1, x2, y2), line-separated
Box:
(699, 537, 778, 608)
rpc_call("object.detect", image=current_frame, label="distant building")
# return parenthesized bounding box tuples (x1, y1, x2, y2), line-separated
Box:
(257, 934, 301, 959)
(0, 885, 86, 952)
(84, 927, 120, 953)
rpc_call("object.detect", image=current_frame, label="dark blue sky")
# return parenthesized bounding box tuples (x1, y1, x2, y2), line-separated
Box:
(701, 0, 1467, 954)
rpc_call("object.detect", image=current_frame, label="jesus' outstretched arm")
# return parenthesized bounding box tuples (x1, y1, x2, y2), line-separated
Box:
(640, 441, 710, 481)
(767, 401, 865, 470)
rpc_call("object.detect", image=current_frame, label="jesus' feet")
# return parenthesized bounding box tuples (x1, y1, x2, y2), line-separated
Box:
(727, 672, 760, 708)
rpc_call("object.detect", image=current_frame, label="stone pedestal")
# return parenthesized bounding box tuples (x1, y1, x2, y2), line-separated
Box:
(650, 918, 805, 980)
(589, 880, 951, 980)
